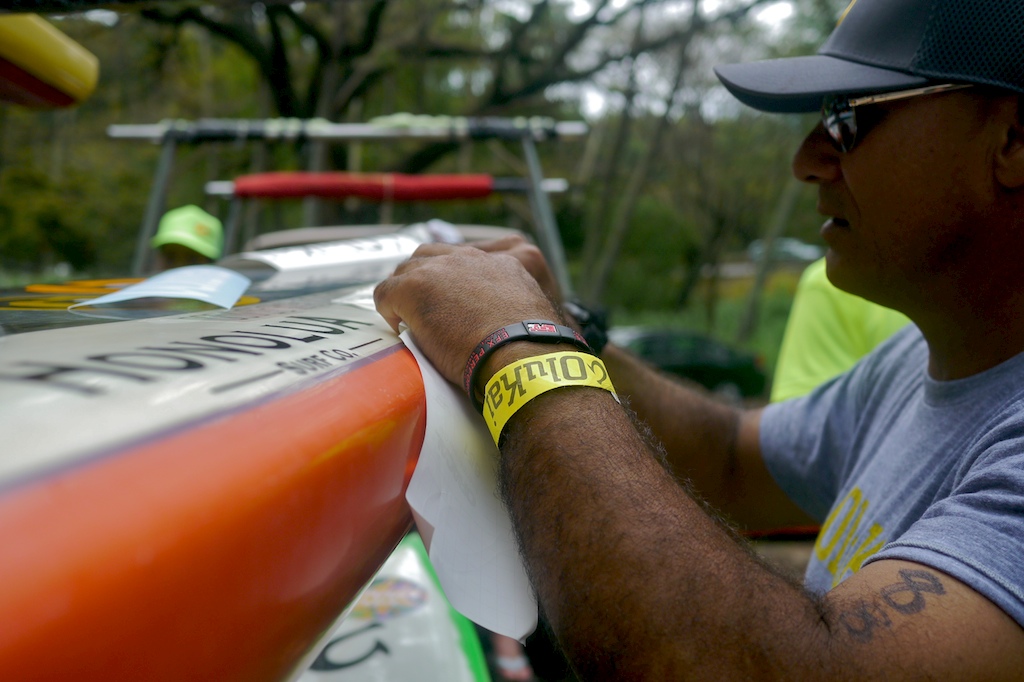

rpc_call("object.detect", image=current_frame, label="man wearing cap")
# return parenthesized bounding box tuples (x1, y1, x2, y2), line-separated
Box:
(375, 0, 1024, 677)
(151, 205, 223, 272)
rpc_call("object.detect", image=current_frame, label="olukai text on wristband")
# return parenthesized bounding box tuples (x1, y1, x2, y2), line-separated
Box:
(482, 351, 617, 445)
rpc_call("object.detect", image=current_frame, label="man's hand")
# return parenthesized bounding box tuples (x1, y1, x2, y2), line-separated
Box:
(472, 235, 564, 304)
(373, 242, 561, 386)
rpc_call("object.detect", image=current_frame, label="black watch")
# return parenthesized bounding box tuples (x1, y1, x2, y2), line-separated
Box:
(563, 299, 609, 355)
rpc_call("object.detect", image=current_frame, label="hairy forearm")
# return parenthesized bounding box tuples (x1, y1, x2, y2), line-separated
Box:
(598, 344, 811, 531)
(375, 243, 1023, 681)
(498, 388, 833, 680)
(601, 344, 741, 457)
(373, 245, 1011, 680)
(600, 345, 746, 510)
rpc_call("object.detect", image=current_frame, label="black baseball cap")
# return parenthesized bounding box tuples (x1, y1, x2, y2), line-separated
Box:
(715, 0, 1024, 113)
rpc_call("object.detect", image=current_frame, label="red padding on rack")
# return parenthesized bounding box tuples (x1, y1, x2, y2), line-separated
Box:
(232, 172, 496, 201)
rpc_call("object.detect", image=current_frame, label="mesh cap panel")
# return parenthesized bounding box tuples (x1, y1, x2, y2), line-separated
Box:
(715, 0, 1024, 113)
(914, 1, 1024, 93)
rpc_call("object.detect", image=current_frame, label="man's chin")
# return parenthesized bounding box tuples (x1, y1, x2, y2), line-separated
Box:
(823, 251, 868, 296)
(824, 252, 904, 310)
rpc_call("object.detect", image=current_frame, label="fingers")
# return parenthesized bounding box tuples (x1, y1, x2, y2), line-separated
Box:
(374, 244, 564, 385)
(391, 242, 463, 272)
(375, 245, 446, 332)
(471, 236, 563, 302)
(372, 276, 405, 334)
(473, 234, 530, 253)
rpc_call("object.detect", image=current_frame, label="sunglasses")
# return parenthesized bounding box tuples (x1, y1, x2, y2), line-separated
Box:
(822, 83, 974, 152)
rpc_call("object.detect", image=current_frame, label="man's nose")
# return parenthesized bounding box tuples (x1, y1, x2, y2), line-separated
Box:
(792, 122, 843, 184)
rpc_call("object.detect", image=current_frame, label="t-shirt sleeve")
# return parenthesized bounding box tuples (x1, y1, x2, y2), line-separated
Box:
(866, 415, 1024, 629)
(759, 373, 864, 521)
(760, 327, 921, 522)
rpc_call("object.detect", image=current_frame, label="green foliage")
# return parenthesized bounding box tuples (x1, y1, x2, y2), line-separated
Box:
(577, 105, 816, 316)
(613, 268, 804, 381)
(0, 0, 838, 308)
(0, 12, 271, 276)
(596, 195, 698, 307)
(0, 142, 152, 275)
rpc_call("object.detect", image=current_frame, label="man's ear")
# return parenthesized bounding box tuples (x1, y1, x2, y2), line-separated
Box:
(994, 96, 1024, 189)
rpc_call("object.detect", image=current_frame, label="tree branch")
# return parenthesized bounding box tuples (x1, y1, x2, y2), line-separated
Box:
(339, 0, 390, 59)
(265, 6, 301, 116)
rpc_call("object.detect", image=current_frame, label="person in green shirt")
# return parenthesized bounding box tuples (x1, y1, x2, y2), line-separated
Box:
(771, 257, 909, 402)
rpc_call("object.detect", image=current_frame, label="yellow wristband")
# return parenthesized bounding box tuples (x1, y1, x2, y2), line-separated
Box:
(482, 351, 618, 445)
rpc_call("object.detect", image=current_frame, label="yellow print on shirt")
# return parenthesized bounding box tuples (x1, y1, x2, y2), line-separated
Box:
(814, 487, 887, 587)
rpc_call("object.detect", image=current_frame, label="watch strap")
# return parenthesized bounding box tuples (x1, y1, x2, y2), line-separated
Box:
(563, 299, 609, 355)
(463, 320, 592, 412)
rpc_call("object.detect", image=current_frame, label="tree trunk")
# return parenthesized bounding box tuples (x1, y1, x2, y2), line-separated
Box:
(734, 177, 803, 343)
(303, 4, 349, 227)
(579, 6, 647, 294)
(583, 38, 692, 304)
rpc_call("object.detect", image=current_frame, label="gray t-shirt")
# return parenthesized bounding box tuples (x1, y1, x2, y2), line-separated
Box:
(760, 325, 1024, 628)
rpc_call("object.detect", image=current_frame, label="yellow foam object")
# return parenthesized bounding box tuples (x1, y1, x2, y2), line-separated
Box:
(0, 14, 99, 104)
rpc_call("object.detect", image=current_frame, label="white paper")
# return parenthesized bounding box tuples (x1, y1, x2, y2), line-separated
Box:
(400, 331, 538, 641)
(68, 265, 250, 312)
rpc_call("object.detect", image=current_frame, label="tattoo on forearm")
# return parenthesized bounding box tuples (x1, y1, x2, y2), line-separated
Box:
(837, 600, 892, 643)
(880, 569, 945, 614)
(836, 569, 946, 642)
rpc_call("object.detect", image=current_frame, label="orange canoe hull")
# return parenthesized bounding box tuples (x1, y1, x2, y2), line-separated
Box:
(0, 348, 425, 681)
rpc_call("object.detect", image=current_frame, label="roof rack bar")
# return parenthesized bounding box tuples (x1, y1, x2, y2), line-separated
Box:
(521, 134, 573, 298)
(108, 117, 588, 144)
(122, 116, 585, 283)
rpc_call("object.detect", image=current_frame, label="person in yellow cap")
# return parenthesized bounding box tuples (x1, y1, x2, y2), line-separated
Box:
(151, 205, 223, 272)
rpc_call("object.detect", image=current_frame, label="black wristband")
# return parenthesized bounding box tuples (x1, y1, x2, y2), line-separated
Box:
(563, 299, 609, 355)
(463, 320, 592, 412)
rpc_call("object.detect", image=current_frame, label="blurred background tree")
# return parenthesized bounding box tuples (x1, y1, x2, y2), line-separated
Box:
(0, 0, 849, 368)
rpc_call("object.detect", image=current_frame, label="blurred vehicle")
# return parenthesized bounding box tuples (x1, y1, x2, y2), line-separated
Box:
(609, 326, 767, 399)
(747, 237, 824, 263)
